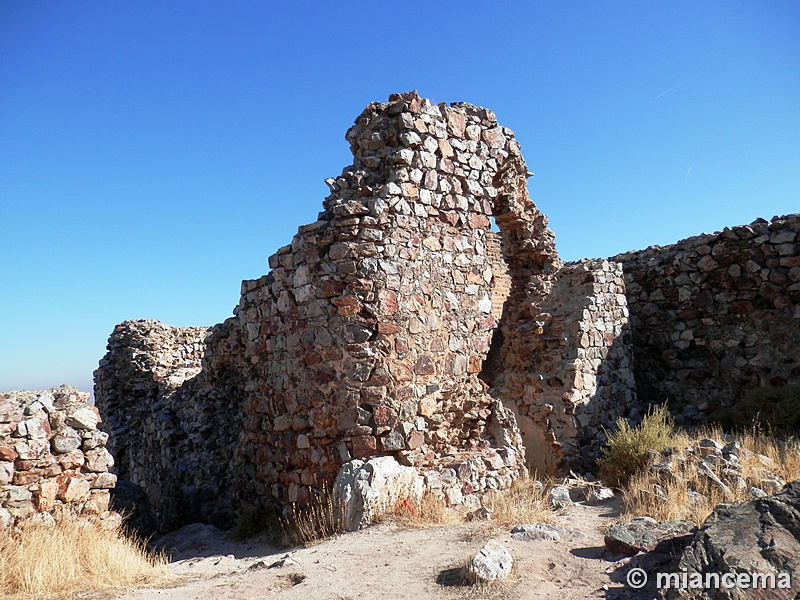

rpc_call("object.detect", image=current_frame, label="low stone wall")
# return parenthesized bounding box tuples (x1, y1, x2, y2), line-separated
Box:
(614, 214, 800, 423)
(0, 385, 116, 530)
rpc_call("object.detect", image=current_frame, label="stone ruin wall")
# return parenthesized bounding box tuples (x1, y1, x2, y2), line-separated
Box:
(229, 91, 558, 506)
(613, 214, 800, 424)
(92, 92, 800, 532)
(0, 386, 116, 530)
(94, 320, 245, 532)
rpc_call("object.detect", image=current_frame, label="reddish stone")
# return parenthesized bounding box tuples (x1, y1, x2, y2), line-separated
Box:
(57, 475, 91, 503)
(395, 337, 409, 353)
(468, 213, 491, 229)
(36, 479, 58, 511)
(0, 444, 18, 461)
(444, 109, 466, 137)
(351, 435, 377, 459)
(379, 290, 399, 315)
(468, 355, 484, 373)
(378, 321, 401, 335)
(303, 352, 323, 366)
(414, 356, 436, 376)
(57, 450, 85, 470)
(317, 279, 345, 298)
(13, 470, 41, 485)
(332, 295, 362, 316)
(407, 431, 425, 449)
(730, 300, 754, 315)
(373, 406, 397, 427)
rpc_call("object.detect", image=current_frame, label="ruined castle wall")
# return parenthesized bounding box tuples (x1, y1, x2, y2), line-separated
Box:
(93, 93, 800, 532)
(227, 92, 558, 505)
(488, 259, 637, 474)
(614, 215, 800, 423)
(0, 386, 115, 530)
(94, 320, 243, 531)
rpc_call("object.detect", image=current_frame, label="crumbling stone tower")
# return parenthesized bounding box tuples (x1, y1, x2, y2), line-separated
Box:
(230, 92, 561, 504)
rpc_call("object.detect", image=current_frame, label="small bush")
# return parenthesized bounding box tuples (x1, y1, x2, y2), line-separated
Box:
(716, 385, 800, 436)
(598, 404, 675, 488)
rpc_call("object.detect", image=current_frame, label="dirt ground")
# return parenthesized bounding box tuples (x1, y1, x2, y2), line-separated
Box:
(108, 498, 642, 600)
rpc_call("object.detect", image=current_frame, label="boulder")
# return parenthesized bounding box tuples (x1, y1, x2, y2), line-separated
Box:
(604, 517, 695, 556)
(663, 481, 800, 599)
(468, 540, 513, 582)
(333, 456, 423, 531)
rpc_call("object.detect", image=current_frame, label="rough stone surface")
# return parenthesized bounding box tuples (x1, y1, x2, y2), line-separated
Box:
(94, 320, 241, 532)
(333, 456, 423, 531)
(511, 522, 564, 541)
(604, 517, 695, 556)
(613, 214, 800, 425)
(0, 386, 115, 529)
(468, 539, 513, 582)
(663, 481, 800, 599)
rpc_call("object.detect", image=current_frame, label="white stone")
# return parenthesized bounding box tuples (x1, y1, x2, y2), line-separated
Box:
(333, 456, 423, 531)
(468, 540, 513, 582)
(66, 406, 100, 430)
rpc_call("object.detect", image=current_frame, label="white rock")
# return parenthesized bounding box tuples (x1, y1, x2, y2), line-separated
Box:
(511, 523, 562, 541)
(333, 456, 423, 531)
(66, 406, 100, 430)
(468, 540, 513, 582)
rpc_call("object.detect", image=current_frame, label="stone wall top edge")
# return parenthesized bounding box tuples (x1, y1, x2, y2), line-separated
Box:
(608, 213, 800, 264)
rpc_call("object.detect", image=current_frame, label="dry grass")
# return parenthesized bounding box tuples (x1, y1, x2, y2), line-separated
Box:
(282, 484, 344, 547)
(391, 474, 554, 539)
(480, 475, 554, 531)
(391, 490, 466, 528)
(0, 518, 170, 600)
(620, 424, 800, 525)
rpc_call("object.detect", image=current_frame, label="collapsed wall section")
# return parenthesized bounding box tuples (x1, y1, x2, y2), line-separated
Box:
(614, 215, 800, 422)
(1, 386, 116, 530)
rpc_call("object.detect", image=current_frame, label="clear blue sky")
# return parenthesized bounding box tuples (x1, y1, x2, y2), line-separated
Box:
(1, 1, 798, 393)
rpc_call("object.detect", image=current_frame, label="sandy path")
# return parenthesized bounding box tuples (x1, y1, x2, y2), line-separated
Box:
(111, 500, 632, 600)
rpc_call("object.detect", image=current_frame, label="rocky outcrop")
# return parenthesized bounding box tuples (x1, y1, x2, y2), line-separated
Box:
(604, 518, 695, 556)
(664, 481, 800, 599)
(0, 386, 116, 530)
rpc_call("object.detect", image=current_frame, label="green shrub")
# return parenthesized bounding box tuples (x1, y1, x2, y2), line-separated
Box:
(597, 404, 675, 488)
(716, 385, 800, 437)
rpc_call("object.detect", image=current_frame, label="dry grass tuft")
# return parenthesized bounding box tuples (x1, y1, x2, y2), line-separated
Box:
(392, 491, 466, 528)
(282, 484, 344, 547)
(0, 518, 169, 600)
(481, 475, 554, 530)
